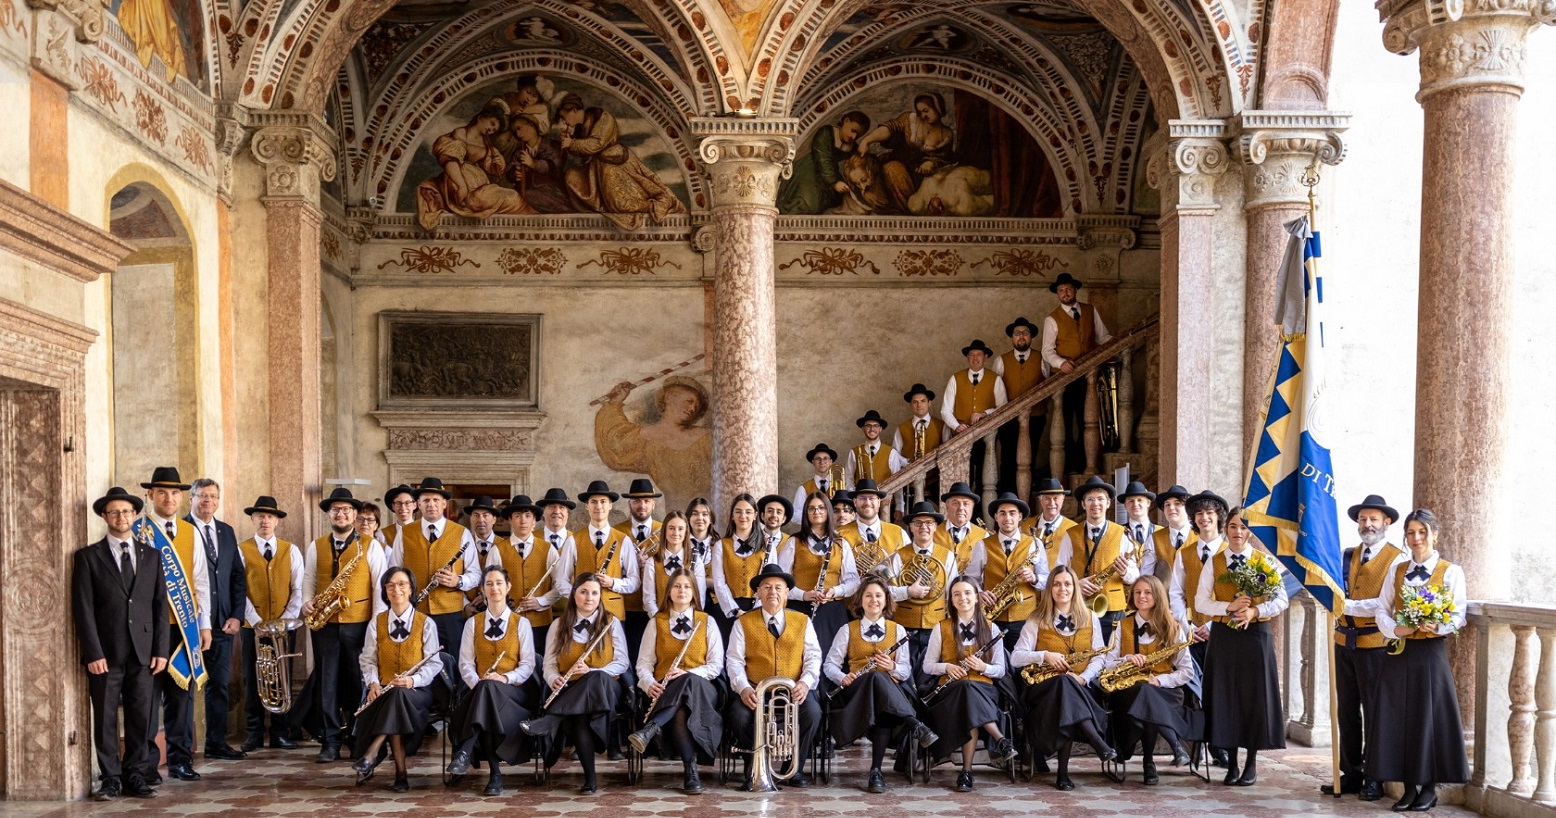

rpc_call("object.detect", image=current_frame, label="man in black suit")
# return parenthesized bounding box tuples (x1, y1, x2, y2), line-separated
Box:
(73, 487, 169, 801)
(188, 478, 248, 761)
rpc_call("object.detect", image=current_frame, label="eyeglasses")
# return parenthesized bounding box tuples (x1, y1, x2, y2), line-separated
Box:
(102, 510, 137, 517)
(328, 507, 355, 515)
(385, 580, 413, 589)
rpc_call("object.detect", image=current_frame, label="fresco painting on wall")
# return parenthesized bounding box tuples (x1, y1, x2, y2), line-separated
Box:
(594, 369, 713, 511)
(111, 0, 208, 88)
(403, 74, 688, 231)
(780, 85, 1063, 217)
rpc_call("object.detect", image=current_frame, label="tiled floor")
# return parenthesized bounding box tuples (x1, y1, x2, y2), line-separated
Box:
(14, 744, 1474, 817)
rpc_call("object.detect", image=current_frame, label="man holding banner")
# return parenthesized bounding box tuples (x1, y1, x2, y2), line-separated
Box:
(137, 466, 212, 784)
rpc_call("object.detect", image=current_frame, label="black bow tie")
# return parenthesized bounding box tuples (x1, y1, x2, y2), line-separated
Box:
(1138, 622, 1155, 637)
(865, 623, 884, 639)
(959, 623, 976, 642)
(478, 540, 491, 555)
(574, 619, 591, 633)
(665, 555, 682, 570)
(809, 539, 829, 556)
(672, 617, 692, 636)
(1406, 565, 1430, 582)
(390, 621, 410, 641)
(1229, 553, 1247, 569)
(485, 619, 503, 638)
(1056, 614, 1075, 632)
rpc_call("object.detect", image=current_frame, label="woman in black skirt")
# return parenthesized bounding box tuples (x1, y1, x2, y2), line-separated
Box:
(824, 575, 938, 793)
(352, 567, 444, 792)
(1194, 506, 1288, 786)
(1009, 565, 1116, 790)
(1101, 574, 1195, 785)
(780, 492, 859, 657)
(1366, 508, 1468, 812)
(446, 566, 537, 796)
(920, 576, 1017, 793)
(627, 568, 724, 794)
(518, 572, 629, 794)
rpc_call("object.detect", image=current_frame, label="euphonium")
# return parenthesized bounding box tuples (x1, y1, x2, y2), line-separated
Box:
(1099, 638, 1192, 692)
(304, 545, 365, 630)
(746, 676, 800, 792)
(255, 617, 304, 713)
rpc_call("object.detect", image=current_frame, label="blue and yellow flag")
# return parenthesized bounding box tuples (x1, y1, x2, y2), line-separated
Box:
(1241, 215, 1346, 613)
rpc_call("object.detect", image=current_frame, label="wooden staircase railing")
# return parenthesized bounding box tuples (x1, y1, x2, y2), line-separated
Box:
(878, 314, 1160, 511)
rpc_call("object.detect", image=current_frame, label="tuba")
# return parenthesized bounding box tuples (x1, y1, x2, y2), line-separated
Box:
(255, 617, 304, 713)
(746, 676, 800, 792)
(304, 545, 364, 630)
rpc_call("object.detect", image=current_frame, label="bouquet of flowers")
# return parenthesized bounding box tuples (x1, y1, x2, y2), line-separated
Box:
(1217, 551, 1282, 628)
(1388, 583, 1456, 654)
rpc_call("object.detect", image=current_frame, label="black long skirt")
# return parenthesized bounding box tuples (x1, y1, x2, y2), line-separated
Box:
(353, 686, 432, 758)
(643, 673, 723, 762)
(450, 680, 532, 763)
(540, 671, 620, 750)
(1108, 683, 1192, 761)
(830, 671, 919, 744)
(923, 679, 1000, 760)
(1021, 674, 1110, 756)
(788, 599, 850, 658)
(1365, 638, 1469, 784)
(1203, 621, 1284, 750)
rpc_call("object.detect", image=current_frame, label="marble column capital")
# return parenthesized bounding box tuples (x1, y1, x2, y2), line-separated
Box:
(1233, 111, 1349, 210)
(1146, 120, 1230, 214)
(1379, 0, 1556, 99)
(689, 117, 798, 209)
(249, 113, 338, 204)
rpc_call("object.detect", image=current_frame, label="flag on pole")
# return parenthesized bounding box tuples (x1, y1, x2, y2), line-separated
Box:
(1241, 215, 1346, 613)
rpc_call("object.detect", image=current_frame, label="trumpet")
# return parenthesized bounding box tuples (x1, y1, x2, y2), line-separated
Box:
(644, 617, 702, 722)
(304, 545, 364, 630)
(543, 624, 612, 708)
(255, 617, 304, 713)
(745, 676, 800, 792)
(1099, 637, 1192, 692)
(356, 652, 439, 716)
(828, 633, 911, 699)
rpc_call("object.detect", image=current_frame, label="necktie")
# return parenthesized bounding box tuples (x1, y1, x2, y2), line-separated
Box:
(953, 527, 965, 545)
(1200, 544, 1210, 563)
(575, 619, 591, 634)
(636, 525, 647, 543)
(919, 549, 931, 558)
(673, 617, 692, 636)
(517, 541, 529, 559)
(865, 527, 878, 543)
(1056, 614, 1074, 632)
(1070, 307, 1081, 322)
(959, 623, 976, 642)
(550, 534, 560, 548)
(1406, 565, 1430, 582)
(1174, 532, 1184, 549)
(1090, 526, 1102, 544)
(165, 521, 176, 541)
(485, 619, 503, 638)
(868, 445, 877, 457)
(203, 524, 218, 566)
(1230, 553, 1247, 570)
(263, 543, 274, 562)
(426, 524, 438, 542)
(1004, 538, 1016, 555)
(1043, 522, 1054, 539)
(119, 543, 135, 590)
(1360, 547, 1372, 566)
(768, 617, 781, 638)
(390, 620, 410, 641)
(595, 531, 605, 549)
(971, 373, 980, 385)
(1134, 525, 1146, 543)
(864, 623, 884, 639)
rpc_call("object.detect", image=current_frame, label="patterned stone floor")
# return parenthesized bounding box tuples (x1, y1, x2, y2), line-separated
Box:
(11, 744, 1474, 817)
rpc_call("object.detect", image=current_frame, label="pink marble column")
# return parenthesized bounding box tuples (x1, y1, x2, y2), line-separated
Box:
(1147, 126, 1227, 491)
(251, 121, 336, 544)
(691, 118, 796, 510)
(1379, 0, 1556, 726)
(1234, 113, 1348, 454)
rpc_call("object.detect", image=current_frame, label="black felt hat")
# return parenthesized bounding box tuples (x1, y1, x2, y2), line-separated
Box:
(940, 481, 979, 503)
(904, 501, 945, 525)
(383, 484, 415, 506)
(756, 494, 793, 525)
(805, 443, 838, 463)
(960, 339, 995, 357)
(464, 495, 501, 516)
(851, 479, 887, 498)
(536, 487, 577, 510)
(1153, 484, 1192, 509)
(1119, 481, 1157, 502)
(413, 477, 452, 499)
(319, 487, 364, 512)
(748, 563, 797, 593)
(855, 409, 889, 429)
(830, 489, 856, 509)
(903, 383, 936, 402)
(1048, 272, 1084, 293)
(503, 494, 541, 518)
(93, 486, 143, 515)
(243, 495, 287, 518)
(987, 492, 1030, 518)
(1033, 477, 1070, 496)
(1074, 475, 1116, 501)
(623, 478, 663, 499)
(1005, 316, 1039, 337)
(139, 466, 190, 490)
(577, 480, 620, 503)
(1347, 494, 1399, 523)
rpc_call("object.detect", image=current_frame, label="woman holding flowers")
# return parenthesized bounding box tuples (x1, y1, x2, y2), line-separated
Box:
(1194, 506, 1288, 786)
(1366, 508, 1468, 812)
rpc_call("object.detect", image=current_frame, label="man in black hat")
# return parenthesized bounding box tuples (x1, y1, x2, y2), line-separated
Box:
(892, 383, 945, 462)
(461, 496, 503, 614)
(140, 467, 211, 783)
(185, 477, 249, 762)
(534, 488, 576, 594)
(844, 410, 907, 490)
(1041, 273, 1113, 475)
(793, 443, 841, 513)
(934, 481, 989, 574)
(831, 489, 857, 528)
(301, 487, 388, 763)
(389, 477, 479, 657)
(941, 340, 1007, 491)
(1022, 477, 1076, 560)
(1170, 490, 1227, 664)
(724, 563, 822, 789)
(838, 480, 907, 565)
(379, 484, 418, 548)
(978, 492, 1046, 651)
(1324, 495, 1404, 801)
(616, 478, 663, 657)
(498, 495, 561, 649)
(757, 494, 793, 562)
(886, 502, 958, 684)
(993, 316, 1049, 489)
(237, 496, 304, 752)
(74, 487, 168, 800)
(1118, 481, 1160, 577)
(1055, 476, 1136, 642)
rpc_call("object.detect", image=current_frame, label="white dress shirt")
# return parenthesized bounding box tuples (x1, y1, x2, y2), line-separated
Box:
(939, 369, 1010, 427)
(724, 608, 823, 694)
(635, 609, 726, 692)
(1168, 533, 1222, 626)
(1041, 304, 1113, 371)
(359, 607, 443, 688)
(777, 535, 860, 602)
(891, 414, 944, 458)
(554, 524, 641, 600)
(1010, 611, 1105, 684)
(823, 616, 910, 684)
(457, 606, 537, 688)
(541, 615, 630, 685)
(149, 511, 213, 629)
(1373, 552, 1467, 636)
(240, 537, 305, 626)
(641, 546, 708, 616)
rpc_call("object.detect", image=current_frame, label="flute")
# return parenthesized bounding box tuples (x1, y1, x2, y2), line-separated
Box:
(483, 650, 508, 678)
(355, 652, 438, 716)
(543, 625, 611, 708)
(644, 618, 702, 723)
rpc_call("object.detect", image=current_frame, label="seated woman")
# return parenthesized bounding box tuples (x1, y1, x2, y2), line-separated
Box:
(627, 568, 724, 794)
(446, 566, 538, 796)
(920, 575, 1017, 793)
(352, 567, 443, 792)
(824, 575, 937, 794)
(518, 573, 629, 794)
(1009, 565, 1115, 790)
(1100, 574, 1195, 786)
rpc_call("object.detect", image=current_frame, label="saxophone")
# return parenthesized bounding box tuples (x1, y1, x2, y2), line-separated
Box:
(1020, 610, 1126, 685)
(986, 543, 1039, 621)
(304, 545, 365, 630)
(1099, 638, 1192, 692)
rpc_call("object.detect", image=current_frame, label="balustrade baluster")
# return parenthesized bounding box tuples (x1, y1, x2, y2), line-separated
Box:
(1016, 411, 1032, 500)
(1049, 393, 1065, 481)
(1510, 624, 1537, 795)
(1534, 626, 1556, 803)
(1084, 369, 1100, 474)
(980, 429, 998, 511)
(1119, 348, 1136, 454)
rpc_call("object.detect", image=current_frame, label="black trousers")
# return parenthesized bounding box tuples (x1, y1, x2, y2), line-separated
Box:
(431, 612, 465, 662)
(1335, 645, 1385, 783)
(727, 692, 821, 774)
(242, 628, 294, 739)
(203, 629, 236, 749)
(311, 621, 368, 748)
(1060, 378, 1089, 474)
(149, 623, 196, 767)
(90, 661, 154, 781)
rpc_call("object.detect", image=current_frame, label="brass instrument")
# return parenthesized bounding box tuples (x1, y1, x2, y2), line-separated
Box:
(304, 545, 365, 630)
(828, 632, 910, 700)
(543, 623, 612, 708)
(635, 532, 663, 560)
(826, 464, 843, 498)
(1099, 361, 1121, 450)
(922, 624, 1005, 704)
(644, 617, 702, 723)
(255, 617, 304, 713)
(986, 544, 1040, 621)
(1099, 637, 1192, 693)
(912, 421, 927, 460)
(745, 676, 800, 792)
(355, 651, 439, 716)
(853, 534, 888, 576)
(413, 549, 465, 610)
(853, 444, 875, 483)
(1083, 527, 1145, 617)
(894, 549, 947, 599)
(1019, 611, 1126, 685)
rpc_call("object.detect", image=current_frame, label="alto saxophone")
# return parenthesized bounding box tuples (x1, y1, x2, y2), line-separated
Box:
(1019, 615, 1124, 685)
(1099, 637, 1192, 692)
(304, 544, 365, 630)
(987, 544, 1039, 620)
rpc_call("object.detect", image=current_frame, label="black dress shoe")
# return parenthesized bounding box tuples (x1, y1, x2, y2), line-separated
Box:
(483, 772, 503, 796)
(95, 782, 120, 801)
(866, 768, 886, 793)
(146, 770, 163, 786)
(785, 772, 811, 788)
(206, 744, 247, 760)
(1393, 784, 1421, 812)
(578, 778, 599, 795)
(352, 754, 377, 776)
(912, 721, 939, 749)
(168, 764, 201, 781)
(1143, 762, 1160, 786)
(1168, 739, 1190, 767)
(955, 771, 973, 792)
(315, 745, 340, 763)
(606, 748, 624, 761)
(241, 735, 264, 753)
(447, 750, 472, 777)
(1322, 778, 1363, 796)
(992, 737, 1018, 764)
(683, 767, 703, 794)
(1096, 744, 1118, 762)
(1236, 772, 1257, 786)
(271, 735, 298, 750)
(391, 775, 409, 793)
(1410, 784, 1437, 811)
(1223, 765, 1242, 785)
(122, 776, 156, 799)
(1361, 780, 1385, 801)
(1054, 776, 1074, 791)
(1210, 748, 1230, 767)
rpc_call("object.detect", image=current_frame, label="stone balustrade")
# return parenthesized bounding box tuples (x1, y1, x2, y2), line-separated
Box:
(1464, 601, 1556, 818)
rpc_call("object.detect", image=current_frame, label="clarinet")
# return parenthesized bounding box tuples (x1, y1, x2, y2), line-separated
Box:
(828, 632, 912, 699)
(413, 549, 465, 610)
(644, 617, 703, 722)
(921, 623, 1006, 704)
(809, 538, 835, 616)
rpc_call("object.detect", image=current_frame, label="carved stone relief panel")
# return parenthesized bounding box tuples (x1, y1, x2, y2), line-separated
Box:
(376, 310, 540, 410)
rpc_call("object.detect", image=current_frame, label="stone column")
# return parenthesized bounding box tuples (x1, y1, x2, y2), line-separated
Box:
(250, 117, 337, 544)
(1379, 0, 1556, 727)
(1147, 121, 1228, 491)
(1233, 112, 1348, 454)
(689, 118, 795, 511)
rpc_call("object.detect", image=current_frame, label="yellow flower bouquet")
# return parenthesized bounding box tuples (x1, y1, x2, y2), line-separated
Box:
(1388, 583, 1456, 655)
(1216, 551, 1282, 629)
